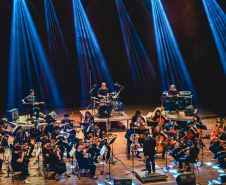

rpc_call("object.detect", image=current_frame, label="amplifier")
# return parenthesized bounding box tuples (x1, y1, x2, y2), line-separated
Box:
(7, 108, 19, 122)
(114, 179, 132, 185)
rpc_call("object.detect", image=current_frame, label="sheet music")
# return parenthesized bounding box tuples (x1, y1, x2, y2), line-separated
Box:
(69, 147, 76, 157)
(12, 126, 18, 134)
(36, 147, 41, 157)
(5, 150, 10, 161)
(100, 145, 107, 156)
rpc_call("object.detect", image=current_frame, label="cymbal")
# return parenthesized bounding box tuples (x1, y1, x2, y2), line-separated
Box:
(91, 97, 98, 100)
(94, 101, 100, 104)
(110, 92, 117, 95)
(112, 96, 119, 99)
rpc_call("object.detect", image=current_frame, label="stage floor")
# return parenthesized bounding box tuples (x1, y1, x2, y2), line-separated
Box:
(0, 104, 223, 185)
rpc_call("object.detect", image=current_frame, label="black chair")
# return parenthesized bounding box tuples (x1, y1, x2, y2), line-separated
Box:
(10, 163, 22, 184)
(76, 161, 90, 180)
(42, 161, 55, 183)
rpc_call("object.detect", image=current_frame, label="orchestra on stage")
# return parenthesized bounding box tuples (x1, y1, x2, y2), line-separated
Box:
(0, 84, 225, 183)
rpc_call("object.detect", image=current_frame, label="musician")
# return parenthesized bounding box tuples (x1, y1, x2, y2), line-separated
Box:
(46, 121, 54, 139)
(49, 146, 71, 180)
(83, 111, 94, 137)
(134, 116, 146, 128)
(42, 139, 51, 165)
(214, 117, 225, 131)
(164, 119, 181, 140)
(13, 130, 23, 145)
(24, 131, 34, 158)
(51, 126, 70, 159)
(76, 144, 97, 179)
(152, 126, 168, 159)
(22, 89, 40, 120)
(98, 82, 109, 99)
(125, 123, 141, 159)
(85, 132, 100, 162)
(98, 130, 111, 161)
(61, 114, 72, 132)
(192, 115, 203, 125)
(132, 110, 145, 123)
(34, 124, 43, 144)
(151, 109, 166, 122)
(181, 121, 199, 141)
(209, 126, 226, 159)
(0, 122, 9, 148)
(178, 141, 200, 173)
(143, 131, 156, 173)
(166, 85, 184, 112)
(11, 146, 29, 183)
(216, 144, 226, 168)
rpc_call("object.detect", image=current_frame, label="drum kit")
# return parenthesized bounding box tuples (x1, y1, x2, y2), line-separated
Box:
(91, 91, 124, 118)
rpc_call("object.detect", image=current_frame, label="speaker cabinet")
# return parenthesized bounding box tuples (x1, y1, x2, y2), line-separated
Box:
(114, 179, 132, 185)
(7, 108, 19, 122)
(184, 105, 195, 116)
(45, 111, 57, 122)
(176, 173, 196, 185)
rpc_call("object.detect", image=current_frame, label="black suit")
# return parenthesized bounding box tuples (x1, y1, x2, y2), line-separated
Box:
(143, 136, 156, 173)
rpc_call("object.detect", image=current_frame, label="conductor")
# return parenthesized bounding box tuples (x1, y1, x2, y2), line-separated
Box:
(143, 131, 156, 174)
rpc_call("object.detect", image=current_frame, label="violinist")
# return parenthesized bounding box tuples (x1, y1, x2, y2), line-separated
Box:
(75, 144, 97, 179)
(85, 132, 100, 163)
(166, 85, 184, 112)
(34, 124, 43, 144)
(0, 124, 9, 148)
(143, 130, 156, 174)
(42, 139, 51, 165)
(152, 126, 168, 159)
(209, 126, 226, 159)
(46, 121, 55, 139)
(125, 123, 141, 159)
(83, 111, 94, 137)
(13, 130, 23, 145)
(192, 115, 203, 126)
(98, 129, 111, 161)
(132, 110, 145, 123)
(181, 121, 199, 141)
(51, 126, 70, 159)
(178, 141, 200, 173)
(24, 131, 34, 158)
(49, 145, 71, 180)
(11, 146, 29, 183)
(61, 114, 72, 132)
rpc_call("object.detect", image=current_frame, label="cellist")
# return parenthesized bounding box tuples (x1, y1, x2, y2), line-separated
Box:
(152, 126, 168, 159)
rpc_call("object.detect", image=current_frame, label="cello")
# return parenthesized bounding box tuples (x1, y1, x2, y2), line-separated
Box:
(167, 121, 177, 147)
(154, 107, 165, 132)
(210, 117, 225, 142)
(155, 128, 164, 153)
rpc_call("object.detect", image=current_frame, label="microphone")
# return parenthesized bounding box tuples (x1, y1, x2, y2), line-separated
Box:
(93, 84, 96, 87)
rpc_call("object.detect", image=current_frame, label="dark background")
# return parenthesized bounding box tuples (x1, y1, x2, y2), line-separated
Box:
(0, 0, 226, 113)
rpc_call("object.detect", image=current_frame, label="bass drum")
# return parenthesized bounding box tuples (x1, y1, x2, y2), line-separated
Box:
(98, 104, 110, 118)
(117, 102, 124, 111)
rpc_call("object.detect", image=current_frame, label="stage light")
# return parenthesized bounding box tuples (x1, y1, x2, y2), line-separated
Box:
(151, 0, 197, 101)
(72, 0, 114, 106)
(202, 0, 226, 77)
(116, 0, 158, 96)
(7, 0, 63, 109)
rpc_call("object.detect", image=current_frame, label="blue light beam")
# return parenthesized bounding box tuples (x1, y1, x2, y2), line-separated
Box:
(202, 0, 226, 76)
(7, 0, 63, 109)
(116, 0, 159, 96)
(73, 0, 115, 106)
(151, 0, 197, 101)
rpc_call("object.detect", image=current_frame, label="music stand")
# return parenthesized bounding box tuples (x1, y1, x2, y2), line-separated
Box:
(99, 145, 107, 175)
(33, 147, 42, 177)
(69, 147, 76, 175)
(108, 136, 117, 164)
(4, 150, 10, 178)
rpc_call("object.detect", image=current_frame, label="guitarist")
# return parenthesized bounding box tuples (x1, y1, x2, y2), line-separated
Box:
(22, 89, 42, 120)
(209, 126, 226, 159)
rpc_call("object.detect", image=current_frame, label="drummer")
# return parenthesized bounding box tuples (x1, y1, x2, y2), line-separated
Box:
(98, 82, 109, 100)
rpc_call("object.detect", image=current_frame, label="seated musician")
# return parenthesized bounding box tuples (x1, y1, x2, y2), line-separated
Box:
(34, 124, 43, 144)
(192, 115, 203, 125)
(76, 144, 97, 179)
(151, 109, 166, 122)
(0, 122, 9, 148)
(178, 141, 200, 173)
(61, 114, 72, 131)
(46, 121, 54, 139)
(11, 146, 29, 183)
(216, 144, 226, 168)
(209, 126, 226, 159)
(49, 146, 71, 180)
(14, 131, 23, 145)
(134, 116, 146, 128)
(132, 110, 145, 123)
(51, 126, 70, 159)
(22, 89, 40, 120)
(125, 123, 141, 159)
(24, 131, 34, 158)
(152, 126, 168, 159)
(98, 129, 111, 161)
(181, 121, 199, 141)
(85, 132, 100, 163)
(164, 119, 181, 140)
(166, 85, 184, 112)
(144, 130, 156, 173)
(98, 82, 111, 117)
(42, 140, 51, 166)
(83, 111, 94, 138)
